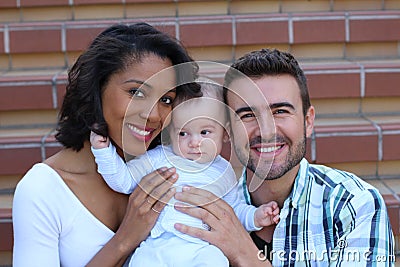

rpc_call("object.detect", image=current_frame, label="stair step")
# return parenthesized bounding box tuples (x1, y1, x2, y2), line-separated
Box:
(1, 11, 400, 69)
(2, 0, 400, 24)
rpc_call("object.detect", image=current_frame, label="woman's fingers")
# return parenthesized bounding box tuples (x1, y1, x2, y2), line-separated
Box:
(152, 186, 176, 214)
(129, 167, 177, 218)
(137, 167, 177, 200)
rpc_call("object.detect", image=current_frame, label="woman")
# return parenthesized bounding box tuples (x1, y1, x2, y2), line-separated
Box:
(12, 23, 201, 266)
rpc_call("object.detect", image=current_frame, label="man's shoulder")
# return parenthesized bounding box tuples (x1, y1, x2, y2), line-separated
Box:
(307, 162, 384, 203)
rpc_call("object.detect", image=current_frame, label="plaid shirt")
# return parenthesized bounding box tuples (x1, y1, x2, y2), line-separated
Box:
(240, 159, 395, 267)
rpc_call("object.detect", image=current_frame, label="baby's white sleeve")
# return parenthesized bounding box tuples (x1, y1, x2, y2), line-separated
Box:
(91, 143, 139, 194)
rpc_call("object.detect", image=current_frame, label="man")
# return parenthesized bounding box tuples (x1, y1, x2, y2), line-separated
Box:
(175, 49, 395, 266)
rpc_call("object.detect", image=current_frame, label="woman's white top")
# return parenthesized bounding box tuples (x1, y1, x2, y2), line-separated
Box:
(12, 163, 117, 267)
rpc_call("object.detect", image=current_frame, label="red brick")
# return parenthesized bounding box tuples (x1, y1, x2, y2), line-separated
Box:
(0, 221, 13, 251)
(180, 21, 232, 47)
(74, 0, 122, 4)
(9, 28, 61, 53)
(350, 18, 400, 42)
(293, 19, 345, 44)
(388, 207, 400, 235)
(57, 83, 67, 109)
(383, 134, 400, 161)
(0, 84, 53, 111)
(20, 0, 69, 7)
(0, 30, 4, 54)
(0, 147, 42, 175)
(66, 27, 105, 52)
(307, 72, 360, 99)
(315, 135, 378, 163)
(316, 124, 377, 134)
(45, 146, 63, 159)
(153, 24, 176, 38)
(305, 137, 312, 162)
(126, 0, 174, 2)
(365, 72, 400, 97)
(0, 0, 16, 8)
(382, 194, 400, 235)
(236, 20, 288, 45)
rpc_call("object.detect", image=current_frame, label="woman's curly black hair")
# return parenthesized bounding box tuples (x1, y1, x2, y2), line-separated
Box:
(56, 23, 201, 151)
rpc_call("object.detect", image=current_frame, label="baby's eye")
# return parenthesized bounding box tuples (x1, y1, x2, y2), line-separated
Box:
(129, 88, 145, 98)
(201, 130, 211, 135)
(179, 132, 187, 137)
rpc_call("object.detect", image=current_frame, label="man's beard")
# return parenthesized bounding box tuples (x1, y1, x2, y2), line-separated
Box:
(235, 130, 306, 181)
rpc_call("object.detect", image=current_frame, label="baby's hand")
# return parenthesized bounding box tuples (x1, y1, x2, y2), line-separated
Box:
(90, 131, 109, 149)
(254, 201, 280, 228)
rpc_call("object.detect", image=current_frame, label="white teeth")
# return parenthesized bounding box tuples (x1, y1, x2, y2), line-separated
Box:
(257, 146, 281, 153)
(127, 124, 150, 136)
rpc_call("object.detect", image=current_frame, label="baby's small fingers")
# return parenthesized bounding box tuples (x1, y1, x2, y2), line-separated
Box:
(273, 215, 280, 224)
(272, 208, 280, 216)
(264, 206, 273, 215)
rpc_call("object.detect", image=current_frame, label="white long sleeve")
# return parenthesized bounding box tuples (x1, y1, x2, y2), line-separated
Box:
(91, 144, 140, 194)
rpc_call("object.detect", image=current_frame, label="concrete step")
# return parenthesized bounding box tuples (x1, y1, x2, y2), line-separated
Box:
(1, 10, 400, 70)
(1, 59, 399, 124)
(1, 0, 400, 24)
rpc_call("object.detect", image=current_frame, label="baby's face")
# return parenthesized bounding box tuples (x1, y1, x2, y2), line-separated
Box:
(169, 98, 227, 163)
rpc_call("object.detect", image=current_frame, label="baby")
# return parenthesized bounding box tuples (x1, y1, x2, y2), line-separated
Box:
(90, 79, 279, 266)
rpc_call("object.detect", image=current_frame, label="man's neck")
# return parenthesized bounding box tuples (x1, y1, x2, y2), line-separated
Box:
(246, 164, 300, 208)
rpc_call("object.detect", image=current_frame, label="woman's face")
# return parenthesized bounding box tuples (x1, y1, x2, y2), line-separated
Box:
(102, 53, 177, 157)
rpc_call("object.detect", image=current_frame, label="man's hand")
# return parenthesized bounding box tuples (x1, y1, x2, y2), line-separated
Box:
(174, 186, 272, 267)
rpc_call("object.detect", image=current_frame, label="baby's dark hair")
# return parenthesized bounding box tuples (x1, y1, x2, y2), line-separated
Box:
(173, 77, 223, 107)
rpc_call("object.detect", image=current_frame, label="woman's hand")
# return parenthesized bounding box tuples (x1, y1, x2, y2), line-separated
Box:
(174, 186, 271, 267)
(87, 167, 178, 266)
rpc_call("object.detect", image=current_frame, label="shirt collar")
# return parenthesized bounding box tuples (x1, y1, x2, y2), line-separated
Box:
(289, 158, 310, 209)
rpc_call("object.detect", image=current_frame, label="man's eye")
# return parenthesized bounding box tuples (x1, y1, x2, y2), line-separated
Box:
(129, 89, 145, 98)
(274, 109, 288, 115)
(201, 130, 211, 135)
(240, 113, 255, 120)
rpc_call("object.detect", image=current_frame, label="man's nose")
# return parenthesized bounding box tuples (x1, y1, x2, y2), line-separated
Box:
(255, 112, 275, 140)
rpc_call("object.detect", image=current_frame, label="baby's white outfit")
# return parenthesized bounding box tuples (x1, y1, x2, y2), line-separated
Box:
(92, 144, 261, 267)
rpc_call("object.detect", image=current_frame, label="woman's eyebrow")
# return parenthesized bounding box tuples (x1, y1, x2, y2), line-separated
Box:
(124, 79, 153, 89)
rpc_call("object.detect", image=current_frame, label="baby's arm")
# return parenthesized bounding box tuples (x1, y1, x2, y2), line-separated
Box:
(90, 131, 138, 194)
(254, 201, 280, 228)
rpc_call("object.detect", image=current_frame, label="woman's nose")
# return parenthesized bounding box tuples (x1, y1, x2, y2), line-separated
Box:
(140, 104, 160, 122)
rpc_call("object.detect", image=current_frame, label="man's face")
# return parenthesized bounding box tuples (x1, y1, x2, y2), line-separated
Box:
(226, 74, 314, 181)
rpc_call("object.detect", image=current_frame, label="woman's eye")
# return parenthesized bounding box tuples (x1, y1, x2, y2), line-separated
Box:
(129, 89, 145, 98)
(160, 96, 174, 105)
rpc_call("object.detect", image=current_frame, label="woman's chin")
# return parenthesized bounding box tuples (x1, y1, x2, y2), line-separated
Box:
(122, 144, 147, 159)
